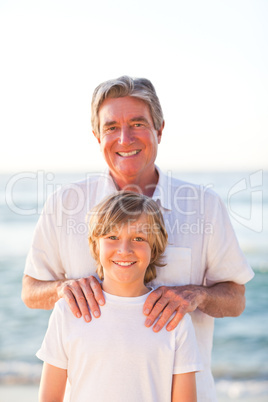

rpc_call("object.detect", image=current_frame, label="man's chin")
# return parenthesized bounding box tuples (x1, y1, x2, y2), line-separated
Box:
(111, 163, 142, 177)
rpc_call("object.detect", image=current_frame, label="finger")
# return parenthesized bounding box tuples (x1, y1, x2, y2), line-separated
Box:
(78, 278, 101, 319)
(88, 276, 105, 306)
(143, 288, 163, 316)
(62, 287, 91, 321)
(80, 277, 104, 319)
(166, 309, 186, 331)
(152, 304, 178, 332)
(70, 282, 93, 322)
(144, 297, 169, 327)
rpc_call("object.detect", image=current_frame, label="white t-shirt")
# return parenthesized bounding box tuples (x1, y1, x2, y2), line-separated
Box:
(26, 167, 254, 401)
(36, 291, 203, 402)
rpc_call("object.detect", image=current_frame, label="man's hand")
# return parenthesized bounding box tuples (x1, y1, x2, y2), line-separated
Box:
(143, 282, 246, 332)
(57, 276, 105, 322)
(143, 285, 203, 332)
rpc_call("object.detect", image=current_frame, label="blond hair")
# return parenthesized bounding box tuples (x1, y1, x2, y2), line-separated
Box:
(91, 75, 164, 139)
(88, 191, 168, 283)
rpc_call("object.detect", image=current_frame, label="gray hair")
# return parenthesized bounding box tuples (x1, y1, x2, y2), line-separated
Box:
(91, 75, 164, 138)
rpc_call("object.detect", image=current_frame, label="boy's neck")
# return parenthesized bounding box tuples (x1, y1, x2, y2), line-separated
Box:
(102, 281, 150, 297)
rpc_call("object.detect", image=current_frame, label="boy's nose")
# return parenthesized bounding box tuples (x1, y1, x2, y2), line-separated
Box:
(117, 240, 133, 254)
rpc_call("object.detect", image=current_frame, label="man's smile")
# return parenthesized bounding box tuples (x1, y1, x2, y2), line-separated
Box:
(116, 150, 141, 157)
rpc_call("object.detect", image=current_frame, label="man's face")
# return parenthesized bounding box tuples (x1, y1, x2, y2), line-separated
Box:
(95, 96, 163, 186)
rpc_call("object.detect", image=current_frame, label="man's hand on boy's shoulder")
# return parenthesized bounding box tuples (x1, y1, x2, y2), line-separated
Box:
(143, 285, 204, 332)
(58, 276, 105, 323)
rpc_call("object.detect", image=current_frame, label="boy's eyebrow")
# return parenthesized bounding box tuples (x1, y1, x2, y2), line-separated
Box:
(131, 228, 149, 235)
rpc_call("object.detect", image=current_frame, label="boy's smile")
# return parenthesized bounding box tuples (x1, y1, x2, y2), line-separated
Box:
(98, 214, 152, 297)
(112, 261, 136, 267)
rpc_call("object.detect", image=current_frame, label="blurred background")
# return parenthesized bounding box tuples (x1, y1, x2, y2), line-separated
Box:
(0, 1, 267, 401)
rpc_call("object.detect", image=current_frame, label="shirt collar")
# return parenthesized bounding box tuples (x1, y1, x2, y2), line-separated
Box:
(152, 166, 172, 211)
(95, 166, 172, 211)
(95, 168, 118, 205)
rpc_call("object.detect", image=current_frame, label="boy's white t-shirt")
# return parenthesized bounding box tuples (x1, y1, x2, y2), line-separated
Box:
(37, 290, 202, 402)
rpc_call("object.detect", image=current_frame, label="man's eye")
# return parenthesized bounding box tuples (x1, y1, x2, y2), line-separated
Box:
(104, 126, 116, 134)
(134, 123, 142, 128)
(107, 127, 116, 133)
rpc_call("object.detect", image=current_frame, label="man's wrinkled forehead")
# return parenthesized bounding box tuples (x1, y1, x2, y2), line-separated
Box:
(98, 96, 153, 126)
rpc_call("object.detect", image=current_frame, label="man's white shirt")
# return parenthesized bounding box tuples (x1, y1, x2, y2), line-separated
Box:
(26, 167, 254, 401)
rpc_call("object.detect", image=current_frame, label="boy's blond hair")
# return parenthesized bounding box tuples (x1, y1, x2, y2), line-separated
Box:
(88, 191, 168, 283)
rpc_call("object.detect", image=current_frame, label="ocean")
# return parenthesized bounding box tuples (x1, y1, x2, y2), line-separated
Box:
(0, 170, 267, 401)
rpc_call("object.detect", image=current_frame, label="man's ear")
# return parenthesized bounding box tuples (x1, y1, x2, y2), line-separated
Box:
(157, 120, 165, 144)
(93, 130, 101, 144)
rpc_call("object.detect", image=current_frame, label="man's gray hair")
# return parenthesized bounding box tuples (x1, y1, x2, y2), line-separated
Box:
(91, 75, 164, 138)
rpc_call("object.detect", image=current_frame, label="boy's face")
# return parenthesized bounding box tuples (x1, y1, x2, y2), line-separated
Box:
(98, 214, 152, 293)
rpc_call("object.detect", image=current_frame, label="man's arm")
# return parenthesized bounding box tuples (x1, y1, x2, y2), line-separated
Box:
(22, 274, 105, 322)
(143, 281, 245, 332)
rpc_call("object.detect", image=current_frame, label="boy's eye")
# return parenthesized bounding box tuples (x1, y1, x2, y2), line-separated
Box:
(133, 237, 144, 242)
(108, 235, 118, 240)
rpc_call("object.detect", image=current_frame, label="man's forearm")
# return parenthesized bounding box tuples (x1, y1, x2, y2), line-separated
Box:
(22, 275, 63, 310)
(197, 281, 246, 317)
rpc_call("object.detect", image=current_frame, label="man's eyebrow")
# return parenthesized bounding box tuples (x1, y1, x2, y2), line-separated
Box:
(102, 116, 150, 129)
(129, 116, 150, 124)
(102, 120, 117, 128)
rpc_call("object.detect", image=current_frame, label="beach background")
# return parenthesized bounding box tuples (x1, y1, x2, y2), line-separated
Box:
(1, 0, 268, 400)
(0, 170, 267, 402)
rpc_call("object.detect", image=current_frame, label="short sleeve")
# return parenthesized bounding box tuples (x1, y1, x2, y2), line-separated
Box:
(205, 195, 254, 286)
(173, 314, 203, 374)
(36, 300, 68, 369)
(24, 191, 66, 281)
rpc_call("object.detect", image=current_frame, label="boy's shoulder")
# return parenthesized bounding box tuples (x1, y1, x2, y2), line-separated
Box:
(173, 313, 194, 336)
(54, 298, 74, 317)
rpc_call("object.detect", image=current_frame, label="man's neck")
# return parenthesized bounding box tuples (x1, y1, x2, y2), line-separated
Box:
(110, 167, 159, 197)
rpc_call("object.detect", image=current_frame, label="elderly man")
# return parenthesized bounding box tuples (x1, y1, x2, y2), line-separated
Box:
(22, 76, 254, 401)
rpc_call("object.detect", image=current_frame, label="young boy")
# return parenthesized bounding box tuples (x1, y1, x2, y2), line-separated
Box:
(36, 191, 202, 402)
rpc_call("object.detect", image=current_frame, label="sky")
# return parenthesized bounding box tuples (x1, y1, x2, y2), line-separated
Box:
(0, 0, 267, 173)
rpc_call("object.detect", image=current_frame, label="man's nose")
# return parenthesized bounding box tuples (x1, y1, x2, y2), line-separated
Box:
(118, 126, 134, 146)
